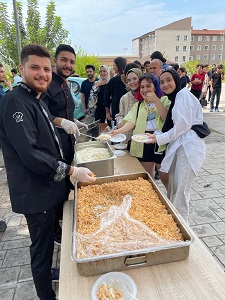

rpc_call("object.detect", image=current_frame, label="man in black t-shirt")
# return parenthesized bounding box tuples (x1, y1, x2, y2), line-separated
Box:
(80, 64, 98, 114)
(209, 64, 224, 112)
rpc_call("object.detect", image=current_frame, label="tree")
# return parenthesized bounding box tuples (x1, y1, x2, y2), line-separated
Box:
(0, 0, 69, 67)
(74, 46, 102, 77)
(183, 60, 199, 76)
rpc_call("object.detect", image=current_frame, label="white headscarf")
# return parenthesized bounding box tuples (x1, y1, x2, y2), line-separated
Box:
(99, 65, 111, 84)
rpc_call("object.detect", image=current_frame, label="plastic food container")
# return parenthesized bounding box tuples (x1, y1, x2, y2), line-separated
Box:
(91, 272, 137, 300)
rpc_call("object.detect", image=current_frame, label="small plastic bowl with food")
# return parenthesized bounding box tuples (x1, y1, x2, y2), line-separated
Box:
(96, 133, 111, 142)
(91, 272, 137, 300)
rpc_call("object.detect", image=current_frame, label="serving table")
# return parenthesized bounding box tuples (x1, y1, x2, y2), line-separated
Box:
(59, 152, 225, 300)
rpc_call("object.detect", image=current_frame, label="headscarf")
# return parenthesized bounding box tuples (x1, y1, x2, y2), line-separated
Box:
(125, 68, 143, 93)
(135, 74, 164, 101)
(126, 67, 143, 79)
(99, 65, 111, 84)
(160, 69, 181, 133)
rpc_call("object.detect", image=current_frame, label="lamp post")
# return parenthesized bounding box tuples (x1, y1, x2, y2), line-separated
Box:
(220, 32, 225, 64)
(122, 48, 128, 56)
(13, 0, 22, 64)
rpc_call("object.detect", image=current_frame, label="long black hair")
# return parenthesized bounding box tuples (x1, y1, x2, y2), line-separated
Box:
(114, 57, 127, 74)
(160, 69, 181, 132)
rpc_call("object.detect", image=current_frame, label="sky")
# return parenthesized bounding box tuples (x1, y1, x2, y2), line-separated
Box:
(4, 0, 225, 55)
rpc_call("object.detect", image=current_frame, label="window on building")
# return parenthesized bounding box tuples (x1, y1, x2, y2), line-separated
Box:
(182, 56, 186, 62)
(211, 54, 215, 60)
(184, 35, 188, 41)
(219, 45, 223, 51)
(175, 56, 178, 62)
(218, 54, 222, 60)
(204, 45, 209, 51)
(213, 36, 217, 41)
(176, 46, 179, 51)
(191, 36, 194, 42)
(176, 35, 180, 41)
(198, 36, 202, 41)
(203, 54, 208, 60)
(190, 45, 194, 51)
(205, 36, 210, 42)
(196, 55, 201, 60)
(220, 35, 224, 42)
(183, 46, 187, 51)
(197, 45, 201, 51)
(189, 56, 193, 61)
(212, 45, 216, 50)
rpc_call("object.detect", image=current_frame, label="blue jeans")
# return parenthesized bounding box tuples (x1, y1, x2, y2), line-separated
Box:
(210, 87, 221, 110)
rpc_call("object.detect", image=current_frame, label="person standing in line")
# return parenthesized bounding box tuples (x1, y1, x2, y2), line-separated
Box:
(80, 64, 98, 115)
(0, 63, 12, 100)
(115, 68, 143, 145)
(111, 74, 170, 182)
(0, 44, 95, 300)
(104, 56, 127, 127)
(190, 64, 205, 100)
(177, 67, 191, 89)
(149, 59, 163, 78)
(209, 64, 224, 112)
(206, 64, 216, 102)
(94, 65, 111, 131)
(145, 69, 206, 223)
(44, 44, 87, 245)
(150, 51, 171, 70)
(144, 61, 151, 74)
(11, 68, 22, 83)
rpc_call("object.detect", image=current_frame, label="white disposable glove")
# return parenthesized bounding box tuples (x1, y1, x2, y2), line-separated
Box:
(61, 119, 80, 137)
(72, 167, 96, 183)
(74, 119, 88, 129)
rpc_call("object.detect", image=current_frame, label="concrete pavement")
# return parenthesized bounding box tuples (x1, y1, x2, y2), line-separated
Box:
(0, 84, 225, 299)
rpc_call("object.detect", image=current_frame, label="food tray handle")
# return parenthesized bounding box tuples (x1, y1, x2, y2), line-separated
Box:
(124, 255, 147, 267)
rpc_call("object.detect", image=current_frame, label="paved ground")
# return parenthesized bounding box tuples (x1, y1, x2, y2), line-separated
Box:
(0, 84, 225, 299)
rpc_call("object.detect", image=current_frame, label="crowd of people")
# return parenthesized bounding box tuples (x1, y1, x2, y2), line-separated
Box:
(0, 45, 224, 300)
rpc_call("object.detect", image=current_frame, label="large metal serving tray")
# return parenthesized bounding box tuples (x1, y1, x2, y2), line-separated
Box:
(74, 141, 116, 177)
(72, 172, 193, 276)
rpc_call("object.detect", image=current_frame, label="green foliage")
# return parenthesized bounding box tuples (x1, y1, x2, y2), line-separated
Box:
(183, 60, 199, 75)
(0, 0, 69, 67)
(74, 46, 102, 77)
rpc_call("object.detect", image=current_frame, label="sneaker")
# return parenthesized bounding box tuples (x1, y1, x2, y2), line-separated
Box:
(210, 108, 213, 112)
(154, 170, 160, 180)
(54, 228, 62, 246)
(215, 108, 219, 112)
(51, 268, 59, 282)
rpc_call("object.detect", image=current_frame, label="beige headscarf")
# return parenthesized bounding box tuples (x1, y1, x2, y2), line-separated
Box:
(126, 67, 143, 79)
(125, 68, 143, 91)
(99, 65, 111, 84)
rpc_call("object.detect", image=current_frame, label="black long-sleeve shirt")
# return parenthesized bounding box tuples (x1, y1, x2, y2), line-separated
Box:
(104, 75, 127, 120)
(0, 84, 70, 214)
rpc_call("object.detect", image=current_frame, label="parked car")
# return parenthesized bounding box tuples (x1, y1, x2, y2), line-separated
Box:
(67, 76, 86, 120)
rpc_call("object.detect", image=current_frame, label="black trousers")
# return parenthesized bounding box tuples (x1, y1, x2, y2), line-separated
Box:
(190, 89, 201, 100)
(25, 208, 56, 300)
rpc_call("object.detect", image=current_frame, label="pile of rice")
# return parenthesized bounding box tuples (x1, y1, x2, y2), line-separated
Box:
(76, 147, 111, 163)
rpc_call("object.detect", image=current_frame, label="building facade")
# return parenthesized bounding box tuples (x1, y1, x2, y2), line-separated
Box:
(133, 17, 225, 66)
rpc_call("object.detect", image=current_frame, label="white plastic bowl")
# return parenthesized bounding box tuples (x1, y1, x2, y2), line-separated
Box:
(114, 143, 128, 150)
(91, 271, 137, 300)
(110, 134, 126, 143)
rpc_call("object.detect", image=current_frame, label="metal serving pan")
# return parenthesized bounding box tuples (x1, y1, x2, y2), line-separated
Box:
(74, 141, 116, 177)
(71, 172, 193, 276)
